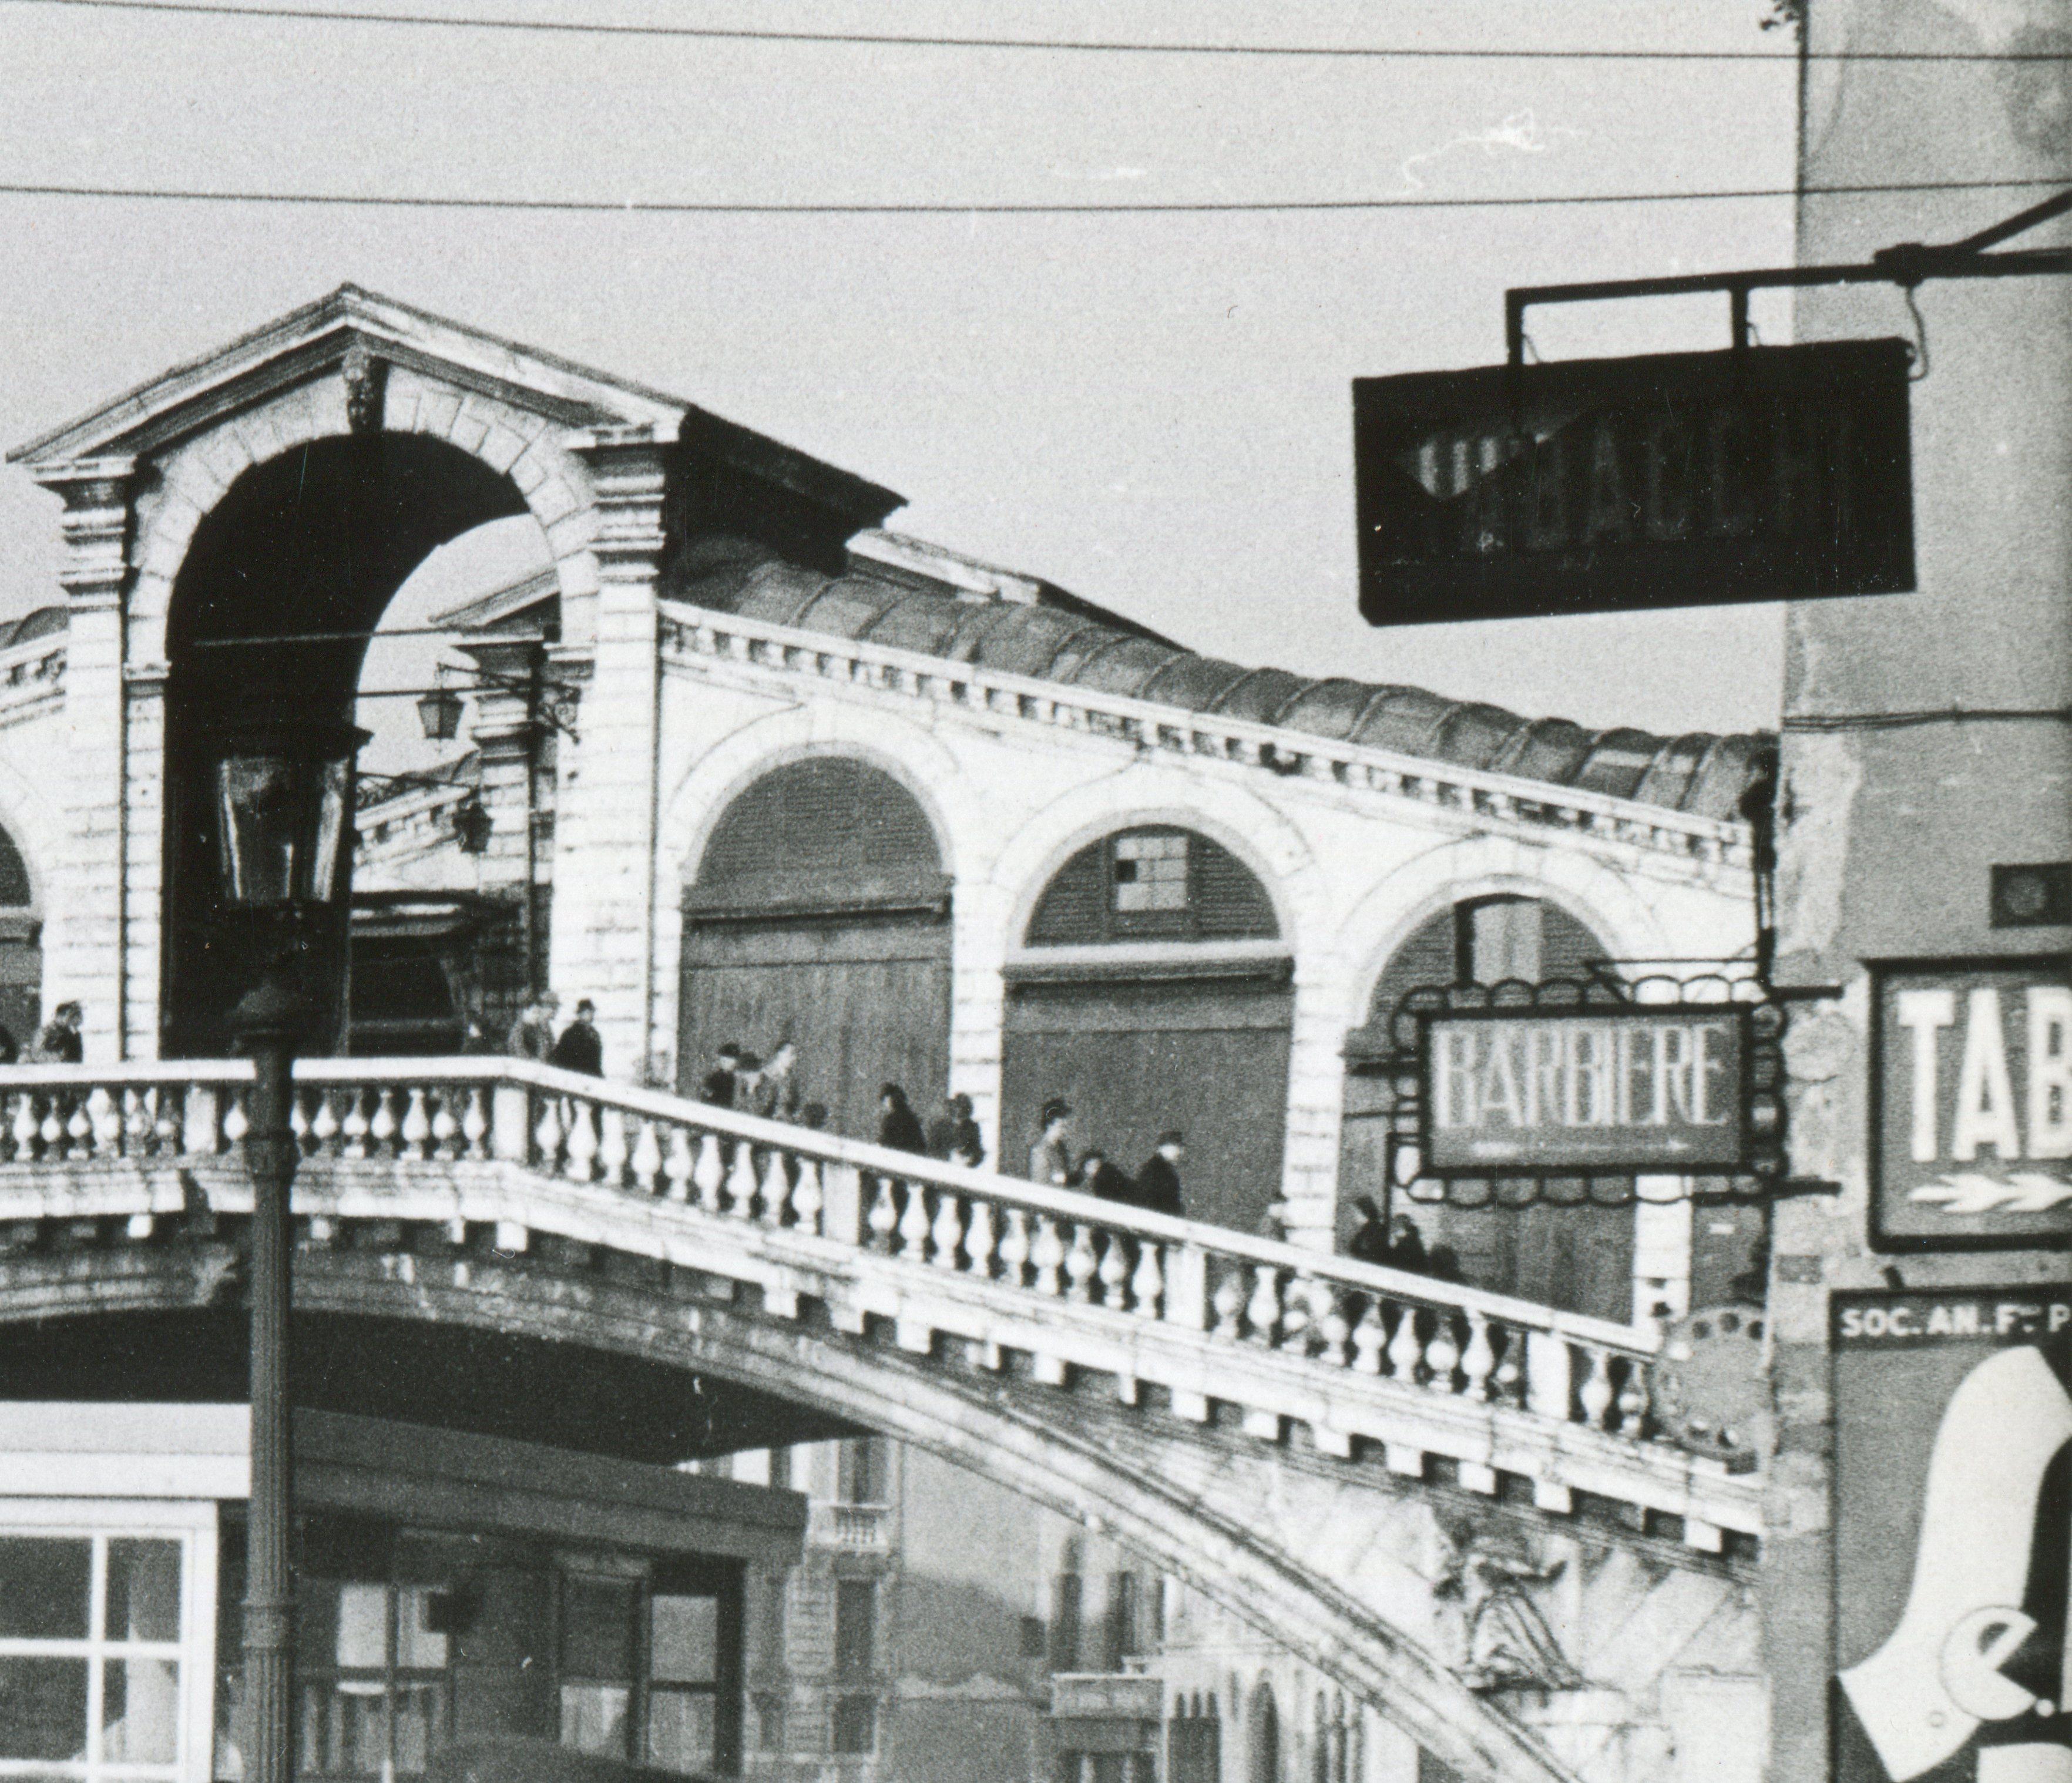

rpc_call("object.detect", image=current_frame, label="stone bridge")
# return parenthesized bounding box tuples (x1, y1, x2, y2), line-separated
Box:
(0, 1057, 1763, 1783)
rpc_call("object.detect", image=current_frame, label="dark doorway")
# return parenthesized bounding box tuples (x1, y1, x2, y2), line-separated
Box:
(160, 435, 529, 1058)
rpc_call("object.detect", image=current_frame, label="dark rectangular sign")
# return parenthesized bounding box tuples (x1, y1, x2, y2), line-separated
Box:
(1870, 957, 2072, 1251)
(1418, 1006, 1748, 1174)
(1354, 338, 1915, 625)
(1831, 1287, 2071, 1783)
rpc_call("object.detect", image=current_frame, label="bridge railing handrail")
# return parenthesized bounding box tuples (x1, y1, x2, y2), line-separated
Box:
(0, 1056, 1667, 1447)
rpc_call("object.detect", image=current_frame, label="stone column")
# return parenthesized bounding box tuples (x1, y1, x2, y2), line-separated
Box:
(555, 428, 667, 1083)
(459, 636, 550, 1011)
(33, 458, 136, 1062)
(1280, 969, 1352, 1250)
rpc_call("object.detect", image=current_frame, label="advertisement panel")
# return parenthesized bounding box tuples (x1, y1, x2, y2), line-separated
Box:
(1418, 1006, 1749, 1174)
(1871, 958, 2072, 1251)
(1832, 1288, 2071, 1783)
(1352, 338, 1915, 625)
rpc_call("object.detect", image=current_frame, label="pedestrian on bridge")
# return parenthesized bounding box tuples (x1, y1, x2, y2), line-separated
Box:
(1076, 1146, 1137, 1206)
(928, 1092, 984, 1168)
(1135, 1131, 1186, 1218)
(749, 1041, 801, 1122)
(33, 1000, 82, 1065)
(549, 999, 603, 1076)
(878, 1083, 926, 1153)
(700, 1042, 744, 1108)
(504, 993, 559, 1063)
(1030, 1099, 1073, 1187)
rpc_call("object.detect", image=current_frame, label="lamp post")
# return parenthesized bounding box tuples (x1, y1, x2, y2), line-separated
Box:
(207, 721, 366, 1783)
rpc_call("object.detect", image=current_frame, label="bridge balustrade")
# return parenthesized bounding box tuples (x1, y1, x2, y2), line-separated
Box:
(0, 1056, 1665, 1460)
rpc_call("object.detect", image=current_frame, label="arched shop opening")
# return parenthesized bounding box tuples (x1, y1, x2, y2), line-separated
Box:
(1001, 825, 1289, 1233)
(678, 758, 952, 1141)
(1338, 895, 1765, 1324)
(0, 822, 38, 1054)
(160, 434, 533, 1057)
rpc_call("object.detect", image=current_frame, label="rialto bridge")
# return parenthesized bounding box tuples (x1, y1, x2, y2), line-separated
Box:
(0, 290, 1776, 1783)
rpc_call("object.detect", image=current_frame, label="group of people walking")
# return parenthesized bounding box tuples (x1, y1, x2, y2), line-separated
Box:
(0, 1000, 85, 1066)
(504, 992, 604, 1076)
(1027, 1097, 1187, 1218)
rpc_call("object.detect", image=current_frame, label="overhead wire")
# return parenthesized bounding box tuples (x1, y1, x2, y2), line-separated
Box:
(6, 0, 2072, 61)
(0, 174, 2067, 215)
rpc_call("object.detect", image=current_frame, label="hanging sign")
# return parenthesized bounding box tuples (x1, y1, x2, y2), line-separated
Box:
(1352, 338, 1916, 624)
(1831, 1287, 2072, 1783)
(1418, 1006, 1750, 1174)
(1871, 958, 2072, 1251)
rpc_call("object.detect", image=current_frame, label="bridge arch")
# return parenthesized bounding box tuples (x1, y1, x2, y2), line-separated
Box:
(0, 1240, 1576, 1783)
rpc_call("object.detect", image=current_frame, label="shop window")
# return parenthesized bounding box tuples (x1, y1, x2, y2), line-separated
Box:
(831, 1694, 877, 1757)
(835, 1438, 885, 1507)
(646, 1591, 721, 1775)
(557, 1575, 638, 1761)
(0, 1533, 187, 1780)
(558, 1570, 733, 1778)
(296, 1578, 452, 1778)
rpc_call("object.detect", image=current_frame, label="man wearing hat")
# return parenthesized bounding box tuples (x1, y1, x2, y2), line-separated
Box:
(1135, 1130, 1186, 1218)
(1030, 1099, 1073, 1187)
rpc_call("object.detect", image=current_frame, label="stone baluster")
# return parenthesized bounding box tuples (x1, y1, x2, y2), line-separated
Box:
(1243, 1265, 1281, 1346)
(368, 1089, 400, 1158)
(1210, 1264, 1247, 1340)
(336, 1091, 368, 1159)
(866, 1177, 899, 1251)
(1460, 1312, 1496, 1402)
(759, 1149, 791, 1228)
(929, 1190, 963, 1269)
(1277, 1276, 1314, 1355)
(996, 1208, 1032, 1287)
(1312, 1278, 1349, 1366)
(1578, 1347, 1616, 1429)
(1489, 1325, 1526, 1409)
(1030, 1215, 1065, 1297)
(1386, 1304, 1424, 1382)
(288, 1090, 312, 1159)
(1063, 1224, 1099, 1303)
(630, 1120, 663, 1193)
(1423, 1313, 1462, 1392)
(665, 1129, 696, 1203)
(896, 1183, 932, 1258)
(461, 1090, 490, 1161)
(596, 1108, 630, 1189)
(430, 1092, 461, 1162)
(963, 1197, 997, 1279)
(308, 1092, 340, 1157)
(1616, 1358, 1651, 1438)
(48, 1097, 74, 1156)
(400, 1089, 432, 1160)
(152, 1089, 181, 1157)
(182, 1086, 221, 1157)
(89, 1087, 120, 1157)
(791, 1157, 823, 1234)
(123, 1088, 153, 1158)
(1349, 1298, 1386, 1373)
(1129, 1242, 1163, 1318)
(563, 1102, 600, 1183)
(6, 1094, 32, 1161)
(726, 1142, 759, 1218)
(693, 1136, 725, 1213)
(1096, 1235, 1129, 1307)
(530, 1095, 562, 1171)
(221, 1093, 248, 1150)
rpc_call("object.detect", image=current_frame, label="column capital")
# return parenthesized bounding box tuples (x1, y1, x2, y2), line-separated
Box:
(569, 426, 667, 582)
(35, 457, 139, 609)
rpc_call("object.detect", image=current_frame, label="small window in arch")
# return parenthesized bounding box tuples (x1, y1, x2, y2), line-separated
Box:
(1026, 828, 1278, 946)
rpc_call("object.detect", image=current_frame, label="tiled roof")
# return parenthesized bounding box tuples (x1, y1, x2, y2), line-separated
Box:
(0, 607, 66, 653)
(661, 538, 1772, 822)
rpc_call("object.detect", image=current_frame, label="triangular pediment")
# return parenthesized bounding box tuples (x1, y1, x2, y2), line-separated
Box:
(10, 286, 691, 472)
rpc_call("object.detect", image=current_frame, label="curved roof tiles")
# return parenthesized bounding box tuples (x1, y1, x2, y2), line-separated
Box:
(663, 543, 1772, 823)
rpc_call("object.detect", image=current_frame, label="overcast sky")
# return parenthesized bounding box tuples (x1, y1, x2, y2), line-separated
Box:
(0, 0, 1801, 751)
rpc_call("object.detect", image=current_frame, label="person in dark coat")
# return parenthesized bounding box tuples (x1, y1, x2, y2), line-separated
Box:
(1134, 1130, 1186, 1218)
(35, 1001, 83, 1064)
(877, 1083, 926, 1153)
(927, 1093, 985, 1168)
(0, 1022, 18, 1065)
(548, 999, 603, 1076)
(504, 993, 559, 1063)
(1075, 1147, 1137, 1205)
(699, 1042, 744, 1109)
(1387, 1216, 1430, 1275)
(1346, 1195, 1392, 1265)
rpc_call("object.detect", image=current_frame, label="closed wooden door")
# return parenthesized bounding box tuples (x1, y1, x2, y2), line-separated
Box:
(679, 916, 951, 1144)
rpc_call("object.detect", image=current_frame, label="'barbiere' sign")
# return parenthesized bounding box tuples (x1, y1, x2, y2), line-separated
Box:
(1419, 1006, 1749, 1174)
(1871, 958, 2072, 1251)
(1353, 338, 1915, 625)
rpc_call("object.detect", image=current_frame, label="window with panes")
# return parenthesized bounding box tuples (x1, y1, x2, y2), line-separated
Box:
(1026, 828, 1278, 946)
(0, 1532, 189, 1782)
(556, 1565, 739, 1777)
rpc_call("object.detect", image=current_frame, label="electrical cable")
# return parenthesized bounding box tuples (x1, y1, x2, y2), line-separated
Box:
(0, 173, 2067, 216)
(9, 0, 2072, 62)
(1781, 707, 2071, 731)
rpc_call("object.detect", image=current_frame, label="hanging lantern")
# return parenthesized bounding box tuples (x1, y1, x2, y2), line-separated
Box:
(416, 683, 465, 743)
